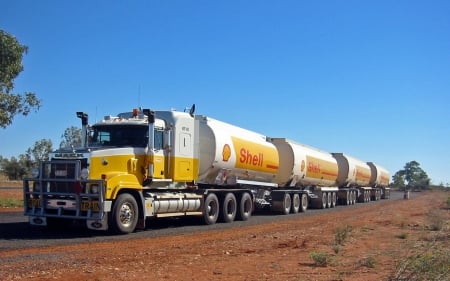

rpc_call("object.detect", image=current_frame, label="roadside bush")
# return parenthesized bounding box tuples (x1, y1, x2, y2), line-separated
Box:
(334, 225, 352, 245)
(358, 256, 376, 268)
(426, 209, 446, 231)
(390, 249, 450, 281)
(309, 251, 333, 267)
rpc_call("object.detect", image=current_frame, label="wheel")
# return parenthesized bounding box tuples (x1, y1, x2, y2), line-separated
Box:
(282, 193, 291, 215)
(291, 193, 300, 214)
(326, 192, 332, 208)
(331, 192, 337, 208)
(359, 191, 365, 203)
(203, 193, 219, 225)
(321, 193, 327, 209)
(300, 193, 308, 212)
(346, 191, 350, 205)
(110, 193, 138, 234)
(237, 192, 252, 221)
(220, 193, 237, 223)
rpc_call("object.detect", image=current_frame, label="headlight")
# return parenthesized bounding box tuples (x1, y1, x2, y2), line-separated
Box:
(90, 184, 99, 194)
(80, 168, 90, 180)
(31, 168, 39, 178)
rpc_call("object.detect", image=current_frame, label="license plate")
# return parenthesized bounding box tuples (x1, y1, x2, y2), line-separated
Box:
(55, 170, 67, 177)
(28, 198, 41, 208)
(81, 201, 100, 212)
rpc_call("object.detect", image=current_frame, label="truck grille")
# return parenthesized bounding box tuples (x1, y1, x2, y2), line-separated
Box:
(42, 159, 87, 193)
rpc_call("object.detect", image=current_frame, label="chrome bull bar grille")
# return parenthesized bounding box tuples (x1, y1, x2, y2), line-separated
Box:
(23, 160, 105, 220)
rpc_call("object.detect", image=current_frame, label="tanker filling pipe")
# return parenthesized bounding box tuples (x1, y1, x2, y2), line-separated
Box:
(143, 109, 155, 181)
(76, 112, 88, 148)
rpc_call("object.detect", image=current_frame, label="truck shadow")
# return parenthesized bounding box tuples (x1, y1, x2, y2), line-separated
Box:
(0, 221, 100, 240)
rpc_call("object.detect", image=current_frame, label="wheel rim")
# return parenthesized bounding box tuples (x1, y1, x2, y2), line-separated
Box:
(332, 192, 336, 207)
(327, 193, 331, 208)
(119, 202, 135, 227)
(238, 193, 252, 221)
(292, 194, 300, 213)
(226, 200, 235, 216)
(322, 193, 327, 208)
(207, 200, 218, 217)
(301, 194, 308, 212)
(284, 194, 291, 214)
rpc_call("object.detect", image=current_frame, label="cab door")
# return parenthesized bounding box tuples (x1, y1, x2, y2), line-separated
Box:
(152, 128, 166, 179)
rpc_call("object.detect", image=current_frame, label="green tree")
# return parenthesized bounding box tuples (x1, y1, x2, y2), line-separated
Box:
(26, 139, 53, 165)
(391, 170, 406, 190)
(392, 161, 430, 190)
(60, 126, 82, 148)
(0, 29, 41, 128)
(0, 156, 27, 180)
(0, 139, 52, 179)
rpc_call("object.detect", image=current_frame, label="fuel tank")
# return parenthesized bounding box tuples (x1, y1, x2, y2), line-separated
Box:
(271, 138, 339, 187)
(196, 116, 279, 185)
(367, 162, 390, 187)
(332, 153, 372, 187)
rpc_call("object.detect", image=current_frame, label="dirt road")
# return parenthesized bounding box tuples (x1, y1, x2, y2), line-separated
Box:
(0, 189, 449, 281)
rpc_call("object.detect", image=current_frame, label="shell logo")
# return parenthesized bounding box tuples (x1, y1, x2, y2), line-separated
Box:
(222, 144, 231, 162)
(301, 160, 305, 172)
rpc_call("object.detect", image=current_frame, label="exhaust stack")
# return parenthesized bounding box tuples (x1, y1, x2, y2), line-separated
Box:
(76, 112, 89, 148)
(143, 109, 155, 184)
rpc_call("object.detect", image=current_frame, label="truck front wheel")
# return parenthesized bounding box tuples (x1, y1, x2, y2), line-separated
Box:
(110, 193, 138, 234)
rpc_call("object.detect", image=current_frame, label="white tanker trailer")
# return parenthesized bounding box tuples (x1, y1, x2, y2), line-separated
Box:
(332, 153, 384, 203)
(270, 138, 340, 209)
(23, 106, 390, 234)
(367, 162, 391, 199)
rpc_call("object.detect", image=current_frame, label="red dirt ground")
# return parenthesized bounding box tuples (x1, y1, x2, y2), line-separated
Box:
(0, 187, 449, 281)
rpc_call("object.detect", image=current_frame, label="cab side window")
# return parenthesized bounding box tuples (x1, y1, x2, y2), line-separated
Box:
(154, 129, 164, 150)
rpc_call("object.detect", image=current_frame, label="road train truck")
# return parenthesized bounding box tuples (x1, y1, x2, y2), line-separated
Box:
(23, 106, 390, 234)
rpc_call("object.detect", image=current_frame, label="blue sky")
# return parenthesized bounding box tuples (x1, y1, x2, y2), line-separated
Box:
(1, 0, 449, 185)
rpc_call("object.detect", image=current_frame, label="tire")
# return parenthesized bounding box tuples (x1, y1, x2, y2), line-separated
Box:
(331, 192, 337, 208)
(282, 193, 291, 215)
(326, 192, 332, 208)
(237, 192, 252, 221)
(203, 193, 219, 225)
(291, 193, 300, 214)
(300, 193, 308, 212)
(220, 193, 237, 223)
(110, 193, 138, 234)
(345, 191, 352, 206)
(321, 193, 327, 209)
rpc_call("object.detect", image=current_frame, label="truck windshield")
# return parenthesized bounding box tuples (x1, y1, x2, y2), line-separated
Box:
(89, 125, 148, 147)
